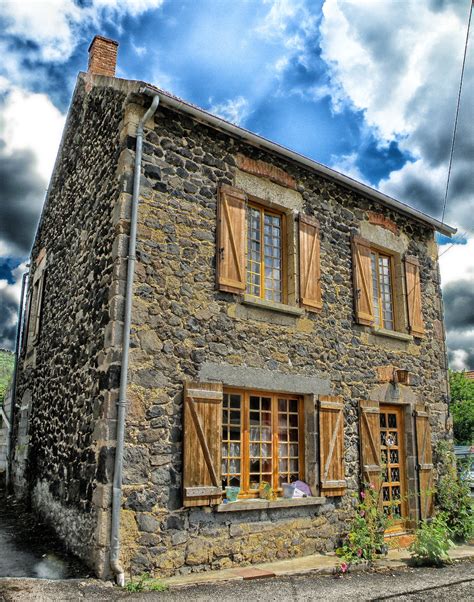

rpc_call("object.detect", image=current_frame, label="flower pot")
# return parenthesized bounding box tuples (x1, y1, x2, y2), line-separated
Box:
(225, 486, 240, 502)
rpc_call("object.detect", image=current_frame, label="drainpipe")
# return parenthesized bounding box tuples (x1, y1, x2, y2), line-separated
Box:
(110, 92, 160, 586)
(6, 268, 29, 490)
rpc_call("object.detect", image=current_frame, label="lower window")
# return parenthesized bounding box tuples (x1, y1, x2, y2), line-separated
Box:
(221, 389, 304, 497)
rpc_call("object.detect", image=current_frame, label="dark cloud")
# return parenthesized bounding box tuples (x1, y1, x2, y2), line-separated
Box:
(443, 279, 474, 331)
(446, 329, 474, 370)
(0, 142, 46, 255)
(0, 261, 26, 351)
(444, 277, 474, 370)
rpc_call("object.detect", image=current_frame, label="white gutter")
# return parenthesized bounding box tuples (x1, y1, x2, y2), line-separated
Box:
(141, 85, 456, 237)
(109, 92, 160, 586)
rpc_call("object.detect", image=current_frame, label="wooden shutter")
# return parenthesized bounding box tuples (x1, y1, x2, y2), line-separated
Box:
(217, 184, 247, 293)
(32, 269, 46, 344)
(404, 256, 425, 337)
(319, 396, 346, 496)
(299, 214, 322, 311)
(414, 403, 434, 519)
(359, 400, 382, 494)
(183, 381, 223, 507)
(21, 291, 32, 354)
(352, 236, 374, 325)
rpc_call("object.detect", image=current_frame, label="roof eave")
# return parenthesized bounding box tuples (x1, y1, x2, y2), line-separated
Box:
(138, 83, 456, 237)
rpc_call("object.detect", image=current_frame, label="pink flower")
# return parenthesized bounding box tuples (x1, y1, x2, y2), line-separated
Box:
(369, 483, 376, 490)
(360, 510, 365, 517)
(340, 562, 348, 574)
(357, 549, 362, 557)
(360, 491, 366, 499)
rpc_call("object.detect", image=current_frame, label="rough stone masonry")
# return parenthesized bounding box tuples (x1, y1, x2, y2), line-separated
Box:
(11, 65, 451, 580)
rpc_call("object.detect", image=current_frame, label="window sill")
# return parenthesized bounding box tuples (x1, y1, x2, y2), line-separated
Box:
(370, 327, 413, 342)
(242, 295, 304, 317)
(215, 496, 326, 512)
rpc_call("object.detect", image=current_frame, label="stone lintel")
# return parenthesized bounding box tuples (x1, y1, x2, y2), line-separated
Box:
(199, 362, 330, 395)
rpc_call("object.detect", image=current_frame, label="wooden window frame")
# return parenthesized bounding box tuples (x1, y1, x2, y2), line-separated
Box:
(222, 388, 305, 498)
(370, 248, 396, 331)
(246, 200, 288, 305)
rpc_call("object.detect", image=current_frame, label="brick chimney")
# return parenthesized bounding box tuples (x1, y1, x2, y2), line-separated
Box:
(88, 35, 119, 77)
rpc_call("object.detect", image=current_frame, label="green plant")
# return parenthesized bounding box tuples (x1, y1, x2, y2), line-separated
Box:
(435, 441, 474, 541)
(409, 513, 454, 566)
(336, 482, 392, 570)
(449, 370, 474, 444)
(125, 573, 168, 592)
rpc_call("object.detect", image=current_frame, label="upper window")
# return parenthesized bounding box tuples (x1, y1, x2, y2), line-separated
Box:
(370, 250, 394, 330)
(221, 389, 304, 497)
(217, 184, 322, 312)
(246, 203, 283, 303)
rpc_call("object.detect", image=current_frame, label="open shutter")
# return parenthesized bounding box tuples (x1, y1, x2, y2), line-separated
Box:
(299, 214, 322, 311)
(352, 236, 374, 325)
(21, 291, 32, 354)
(183, 381, 223, 507)
(32, 269, 46, 344)
(414, 403, 434, 519)
(359, 400, 382, 495)
(319, 396, 346, 496)
(404, 256, 425, 337)
(217, 184, 247, 293)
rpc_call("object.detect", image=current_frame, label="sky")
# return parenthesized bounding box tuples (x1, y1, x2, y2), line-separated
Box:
(0, 0, 473, 369)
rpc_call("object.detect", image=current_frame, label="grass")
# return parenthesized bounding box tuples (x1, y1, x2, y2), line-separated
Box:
(125, 573, 168, 593)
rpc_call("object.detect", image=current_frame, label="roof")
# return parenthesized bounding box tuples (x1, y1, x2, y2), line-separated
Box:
(132, 79, 457, 237)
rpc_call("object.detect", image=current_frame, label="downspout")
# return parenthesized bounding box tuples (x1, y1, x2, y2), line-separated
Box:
(6, 268, 29, 490)
(110, 92, 160, 586)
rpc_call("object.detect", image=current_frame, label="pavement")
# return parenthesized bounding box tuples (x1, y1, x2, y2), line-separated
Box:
(0, 491, 89, 580)
(159, 544, 474, 589)
(1, 488, 473, 600)
(0, 558, 473, 601)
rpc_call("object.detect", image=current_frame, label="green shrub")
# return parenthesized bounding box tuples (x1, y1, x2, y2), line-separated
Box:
(409, 513, 454, 566)
(435, 441, 474, 541)
(125, 573, 167, 592)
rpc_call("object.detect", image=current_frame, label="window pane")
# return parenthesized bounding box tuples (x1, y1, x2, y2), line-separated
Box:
(247, 207, 261, 297)
(263, 212, 282, 302)
(222, 393, 242, 489)
(378, 253, 394, 330)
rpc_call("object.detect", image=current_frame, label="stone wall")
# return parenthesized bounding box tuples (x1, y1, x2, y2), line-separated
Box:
(11, 74, 134, 576)
(121, 100, 450, 576)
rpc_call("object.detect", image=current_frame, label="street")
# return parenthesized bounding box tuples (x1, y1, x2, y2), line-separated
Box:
(0, 561, 473, 601)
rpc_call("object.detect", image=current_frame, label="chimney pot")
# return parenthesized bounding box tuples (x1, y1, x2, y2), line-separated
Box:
(88, 35, 119, 77)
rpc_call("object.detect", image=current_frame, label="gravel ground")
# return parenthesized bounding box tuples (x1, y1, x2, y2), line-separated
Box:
(0, 560, 472, 601)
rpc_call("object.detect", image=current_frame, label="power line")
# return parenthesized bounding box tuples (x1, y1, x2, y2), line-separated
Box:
(441, 0, 473, 223)
(438, 231, 470, 257)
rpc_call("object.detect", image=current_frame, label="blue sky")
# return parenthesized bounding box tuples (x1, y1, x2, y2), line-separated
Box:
(0, 0, 473, 367)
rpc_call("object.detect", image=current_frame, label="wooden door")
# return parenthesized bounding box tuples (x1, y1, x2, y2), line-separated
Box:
(379, 405, 407, 529)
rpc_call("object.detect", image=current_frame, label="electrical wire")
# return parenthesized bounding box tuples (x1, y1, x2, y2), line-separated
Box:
(441, 0, 473, 223)
(438, 231, 470, 257)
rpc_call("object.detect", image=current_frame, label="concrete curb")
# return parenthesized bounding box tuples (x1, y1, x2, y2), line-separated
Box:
(162, 545, 474, 590)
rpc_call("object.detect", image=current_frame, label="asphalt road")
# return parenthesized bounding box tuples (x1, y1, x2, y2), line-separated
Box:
(0, 561, 473, 601)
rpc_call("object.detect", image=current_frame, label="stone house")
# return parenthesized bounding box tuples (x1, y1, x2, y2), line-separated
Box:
(9, 36, 456, 582)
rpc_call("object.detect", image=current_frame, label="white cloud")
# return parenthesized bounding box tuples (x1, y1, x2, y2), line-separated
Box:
(320, 0, 473, 229)
(439, 237, 474, 286)
(208, 96, 251, 126)
(329, 152, 370, 185)
(0, 84, 65, 182)
(0, 0, 165, 62)
(449, 348, 471, 371)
